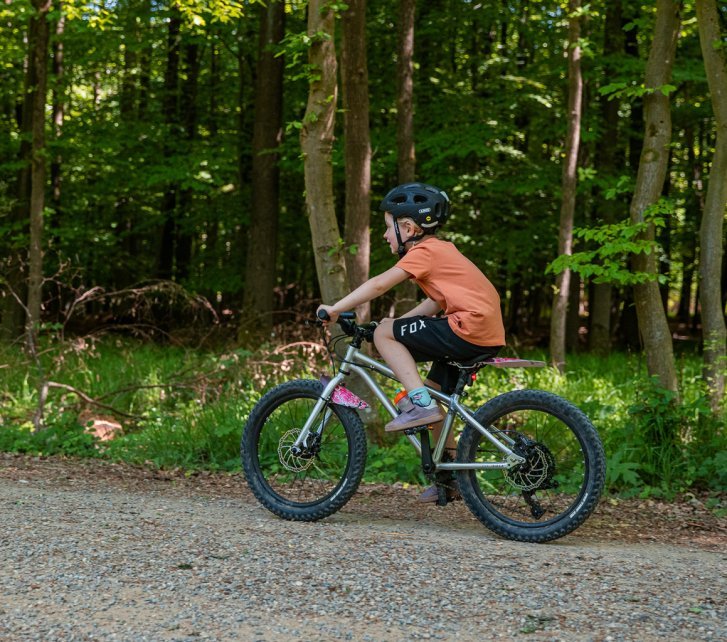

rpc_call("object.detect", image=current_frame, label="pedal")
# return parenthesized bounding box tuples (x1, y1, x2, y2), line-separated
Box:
(404, 424, 430, 436)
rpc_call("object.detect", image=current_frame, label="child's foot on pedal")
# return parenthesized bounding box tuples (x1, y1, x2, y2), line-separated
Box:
(418, 485, 462, 503)
(384, 401, 444, 432)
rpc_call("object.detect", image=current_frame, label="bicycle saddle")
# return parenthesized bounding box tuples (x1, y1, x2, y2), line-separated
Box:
(446, 356, 547, 370)
(446, 355, 498, 370)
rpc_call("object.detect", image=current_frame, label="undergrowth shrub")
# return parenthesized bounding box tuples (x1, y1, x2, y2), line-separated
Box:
(0, 412, 98, 458)
(1, 336, 725, 497)
(604, 376, 725, 497)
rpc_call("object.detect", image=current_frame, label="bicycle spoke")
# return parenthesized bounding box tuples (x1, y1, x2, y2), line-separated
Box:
(458, 390, 605, 541)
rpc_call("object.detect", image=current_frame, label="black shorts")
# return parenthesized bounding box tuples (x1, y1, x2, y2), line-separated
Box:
(392, 316, 502, 394)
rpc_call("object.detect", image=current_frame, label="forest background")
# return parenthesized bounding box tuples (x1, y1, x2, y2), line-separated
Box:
(0, 0, 725, 500)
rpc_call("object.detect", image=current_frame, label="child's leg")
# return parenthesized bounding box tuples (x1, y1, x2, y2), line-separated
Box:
(373, 319, 426, 392)
(374, 319, 443, 432)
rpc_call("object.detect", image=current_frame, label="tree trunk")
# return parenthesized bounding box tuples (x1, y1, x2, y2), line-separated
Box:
(1, 13, 38, 342)
(624, 9, 644, 172)
(138, 0, 152, 121)
(157, 12, 181, 280)
(117, 4, 140, 288)
(342, 0, 371, 322)
(240, 0, 285, 340)
(696, 0, 727, 414)
(550, 0, 582, 372)
(566, 271, 581, 351)
(119, 10, 137, 119)
(300, 0, 349, 304)
(25, 0, 52, 351)
(396, 0, 416, 184)
(393, 0, 418, 316)
(629, 0, 680, 395)
(589, 0, 624, 355)
(678, 118, 703, 324)
(209, 34, 219, 137)
(50, 5, 64, 217)
(176, 42, 199, 282)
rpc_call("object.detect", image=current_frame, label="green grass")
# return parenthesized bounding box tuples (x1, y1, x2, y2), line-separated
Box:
(0, 337, 724, 497)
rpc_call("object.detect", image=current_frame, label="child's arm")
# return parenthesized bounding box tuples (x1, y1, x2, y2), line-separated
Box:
(317, 267, 409, 323)
(399, 297, 441, 319)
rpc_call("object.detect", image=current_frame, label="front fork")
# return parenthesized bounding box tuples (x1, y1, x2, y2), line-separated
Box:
(290, 374, 343, 455)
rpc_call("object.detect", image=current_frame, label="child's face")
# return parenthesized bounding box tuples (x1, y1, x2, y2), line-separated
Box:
(383, 212, 412, 255)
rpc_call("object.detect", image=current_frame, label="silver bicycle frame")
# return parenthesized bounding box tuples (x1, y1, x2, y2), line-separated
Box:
(293, 342, 525, 471)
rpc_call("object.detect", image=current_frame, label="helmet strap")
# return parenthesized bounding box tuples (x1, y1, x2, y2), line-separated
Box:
(394, 220, 408, 258)
(394, 219, 428, 258)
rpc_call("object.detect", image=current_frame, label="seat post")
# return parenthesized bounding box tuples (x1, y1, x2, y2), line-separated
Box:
(453, 370, 472, 396)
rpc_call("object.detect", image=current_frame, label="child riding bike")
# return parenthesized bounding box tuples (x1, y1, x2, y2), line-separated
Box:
(317, 182, 506, 502)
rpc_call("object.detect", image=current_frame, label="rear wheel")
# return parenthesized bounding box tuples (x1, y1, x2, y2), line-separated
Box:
(457, 390, 605, 542)
(241, 379, 367, 521)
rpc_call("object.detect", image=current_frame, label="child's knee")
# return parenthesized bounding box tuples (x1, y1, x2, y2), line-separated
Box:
(373, 319, 394, 347)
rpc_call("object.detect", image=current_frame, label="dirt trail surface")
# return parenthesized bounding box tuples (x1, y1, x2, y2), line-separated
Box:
(1, 454, 725, 642)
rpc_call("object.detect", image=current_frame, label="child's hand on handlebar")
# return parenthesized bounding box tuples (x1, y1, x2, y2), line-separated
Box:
(316, 305, 339, 325)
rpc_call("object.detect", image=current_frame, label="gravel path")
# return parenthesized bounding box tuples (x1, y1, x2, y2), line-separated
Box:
(1, 457, 725, 641)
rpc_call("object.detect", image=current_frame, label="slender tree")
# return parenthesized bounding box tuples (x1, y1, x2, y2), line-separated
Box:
(396, 0, 416, 184)
(138, 0, 153, 120)
(1, 5, 39, 342)
(50, 3, 64, 216)
(628, 0, 680, 394)
(157, 10, 181, 280)
(550, 0, 583, 372)
(696, 0, 727, 413)
(342, 0, 371, 321)
(25, 0, 52, 351)
(175, 40, 199, 281)
(589, 0, 625, 355)
(393, 0, 418, 315)
(301, 1, 349, 303)
(241, 0, 285, 339)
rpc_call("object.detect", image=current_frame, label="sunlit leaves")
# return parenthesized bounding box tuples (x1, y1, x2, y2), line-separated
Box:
(547, 200, 673, 285)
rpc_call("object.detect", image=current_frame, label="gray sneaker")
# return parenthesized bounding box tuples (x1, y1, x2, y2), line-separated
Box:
(384, 402, 444, 432)
(418, 484, 461, 503)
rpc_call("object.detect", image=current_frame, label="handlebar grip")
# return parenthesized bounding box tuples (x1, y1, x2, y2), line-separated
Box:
(317, 310, 357, 321)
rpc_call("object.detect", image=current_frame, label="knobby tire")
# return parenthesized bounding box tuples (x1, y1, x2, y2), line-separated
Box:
(456, 389, 606, 543)
(241, 379, 367, 522)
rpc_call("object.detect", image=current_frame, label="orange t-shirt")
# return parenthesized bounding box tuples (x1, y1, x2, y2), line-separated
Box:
(396, 236, 505, 347)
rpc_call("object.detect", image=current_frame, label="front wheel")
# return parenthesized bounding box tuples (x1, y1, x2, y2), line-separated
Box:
(241, 379, 367, 521)
(457, 389, 605, 542)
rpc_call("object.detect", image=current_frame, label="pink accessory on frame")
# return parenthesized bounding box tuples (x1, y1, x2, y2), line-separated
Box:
(320, 376, 369, 409)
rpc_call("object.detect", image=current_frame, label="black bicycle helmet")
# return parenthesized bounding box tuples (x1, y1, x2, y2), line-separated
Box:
(378, 182, 451, 230)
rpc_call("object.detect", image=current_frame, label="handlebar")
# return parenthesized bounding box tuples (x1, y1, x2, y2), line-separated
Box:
(317, 310, 356, 322)
(316, 309, 377, 344)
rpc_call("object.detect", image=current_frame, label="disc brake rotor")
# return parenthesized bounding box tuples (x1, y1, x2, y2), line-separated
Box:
(505, 440, 556, 492)
(278, 429, 315, 473)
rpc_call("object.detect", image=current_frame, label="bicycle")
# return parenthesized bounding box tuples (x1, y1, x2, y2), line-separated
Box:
(241, 312, 606, 542)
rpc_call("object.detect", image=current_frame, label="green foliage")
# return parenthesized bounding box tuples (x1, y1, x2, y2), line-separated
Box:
(546, 200, 672, 285)
(604, 376, 724, 498)
(1, 0, 716, 336)
(365, 441, 426, 485)
(599, 81, 678, 100)
(3, 340, 723, 496)
(1, 1, 724, 498)
(0, 413, 98, 458)
(105, 396, 254, 471)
